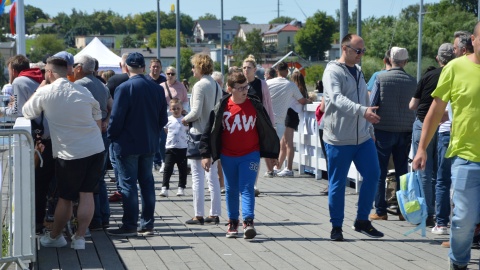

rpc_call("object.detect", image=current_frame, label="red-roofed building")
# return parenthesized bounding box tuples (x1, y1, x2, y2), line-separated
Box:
(263, 24, 300, 53)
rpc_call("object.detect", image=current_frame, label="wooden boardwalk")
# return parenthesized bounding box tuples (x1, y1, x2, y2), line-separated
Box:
(34, 166, 480, 270)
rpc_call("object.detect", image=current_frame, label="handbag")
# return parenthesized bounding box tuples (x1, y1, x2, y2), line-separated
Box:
(186, 131, 203, 159)
(185, 82, 219, 159)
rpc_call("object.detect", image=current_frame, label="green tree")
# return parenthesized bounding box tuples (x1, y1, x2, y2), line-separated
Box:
(304, 65, 325, 86)
(24, 5, 49, 29)
(122, 35, 136, 48)
(198, 13, 217, 20)
(450, 0, 478, 17)
(231, 16, 249, 24)
(269, 16, 296, 24)
(176, 47, 195, 80)
(147, 29, 186, 48)
(295, 11, 336, 61)
(29, 34, 66, 62)
(231, 28, 263, 66)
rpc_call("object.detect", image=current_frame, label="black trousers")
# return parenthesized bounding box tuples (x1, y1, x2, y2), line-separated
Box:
(162, 148, 188, 189)
(35, 139, 55, 228)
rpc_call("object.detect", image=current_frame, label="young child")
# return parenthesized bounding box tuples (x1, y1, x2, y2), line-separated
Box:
(199, 71, 279, 239)
(160, 98, 189, 197)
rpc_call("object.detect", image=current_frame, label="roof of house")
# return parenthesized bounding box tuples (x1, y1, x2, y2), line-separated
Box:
(263, 24, 300, 35)
(32, 22, 56, 29)
(120, 46, 211, 58)
(0, 41, 15, 49)
(194, 20, 240, 34)
(238, 24, 276, 35)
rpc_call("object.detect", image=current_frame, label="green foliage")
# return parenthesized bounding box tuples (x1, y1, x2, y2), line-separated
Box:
(147, 30, 186, 48)
(231, 29, 264, 66)
(295, 11, 336, 61)
(231, 16, 249, 24)
(269, 16, 296, 24)
(450, 0, 478, 17)
(175, 47, 195, 81)
(24, 5, 50, 30)
(304, 65, 325, 86)
(2, 225, 9, 257)
(122, 35, 137, 48)
(198, 13, 218, 20)
(29, 34, 66, 63)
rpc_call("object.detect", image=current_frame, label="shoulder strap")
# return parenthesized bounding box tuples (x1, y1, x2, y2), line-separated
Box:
(165, 83, 173, 100)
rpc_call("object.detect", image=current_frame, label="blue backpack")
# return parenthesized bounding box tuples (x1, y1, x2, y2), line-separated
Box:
(396, 171, 428, 237)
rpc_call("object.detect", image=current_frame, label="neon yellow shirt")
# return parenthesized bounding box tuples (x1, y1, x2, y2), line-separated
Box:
(432, 55, 480, 162)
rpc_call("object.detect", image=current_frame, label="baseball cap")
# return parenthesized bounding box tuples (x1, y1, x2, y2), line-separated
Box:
(437, 43, 454, 61)
(53, 51, 74, 66)
(390, 47, 408, 61)
(126, 52, 145, 68)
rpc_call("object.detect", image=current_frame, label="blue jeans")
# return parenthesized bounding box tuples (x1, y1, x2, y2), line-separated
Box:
(154, 130, 167, 165)
(109, 143, 119, 191)
(449, 157, 480, 267)
(436, 131, 452, 226)
(116, 153, 156, 230)
(220, 151, 260, 220)
(325, 139, 380, 227)
(93, 133, 111, 225)
(412, 119, 437, 216)
(374, 130, 411, 215)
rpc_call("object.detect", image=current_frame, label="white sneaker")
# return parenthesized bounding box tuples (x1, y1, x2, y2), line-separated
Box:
(431, 225, 449, 235)
(159, 187, 168, 197)
(71, 234, 86, 250)
(159, 163, 165, 173)
(273, 166, 280, 174)
(277, 169, 294, 177)
(176, 187, 185, 196)
(40, 231, 67, 248)
(264, 171, 275, 178)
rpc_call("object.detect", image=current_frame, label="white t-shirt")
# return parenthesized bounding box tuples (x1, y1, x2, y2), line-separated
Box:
(165, 115, 188, 149)
(22, 78, 104, 160)
(267, 77, 304, 124)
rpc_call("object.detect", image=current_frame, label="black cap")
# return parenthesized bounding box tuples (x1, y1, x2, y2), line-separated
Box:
(126, 52, 145, 68)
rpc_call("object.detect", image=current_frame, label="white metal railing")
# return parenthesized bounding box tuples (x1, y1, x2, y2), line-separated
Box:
(0, 118, 35, 270)
(292, 102, 362, 193)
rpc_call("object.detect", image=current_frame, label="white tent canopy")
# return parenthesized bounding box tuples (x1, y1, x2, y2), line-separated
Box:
(74, 37, 122, 74)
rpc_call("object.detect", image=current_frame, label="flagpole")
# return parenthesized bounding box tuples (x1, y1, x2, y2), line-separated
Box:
(15, 0, 25, 55)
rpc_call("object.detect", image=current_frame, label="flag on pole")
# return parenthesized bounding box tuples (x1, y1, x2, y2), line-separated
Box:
(10, 1, 16, 34)
(0, 0, 15, 15)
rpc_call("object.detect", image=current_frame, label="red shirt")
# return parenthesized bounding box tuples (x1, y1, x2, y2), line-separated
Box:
(221, 98, 260, 156)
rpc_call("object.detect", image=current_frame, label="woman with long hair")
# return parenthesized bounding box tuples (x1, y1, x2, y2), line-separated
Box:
(276, 71, 310, 177)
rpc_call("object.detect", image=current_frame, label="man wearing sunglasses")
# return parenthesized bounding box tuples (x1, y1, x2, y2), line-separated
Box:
(322, 33, 383, 241)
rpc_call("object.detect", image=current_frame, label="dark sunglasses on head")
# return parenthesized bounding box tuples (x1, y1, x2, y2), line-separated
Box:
(346, 45, 367, 55)
(166, 73, 176, 76)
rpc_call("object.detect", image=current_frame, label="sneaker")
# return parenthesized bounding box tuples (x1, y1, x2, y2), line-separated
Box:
(264, 171, 275, 178)
(159, 187, 168, 197)
(153, 164, 160, 171)
(352, 220, 384, 238)
(426, 215, 435, 227)
(109, 191, 122, 203)
(330, 227, 344, 241)
(449, 259, 467, 270)
(369, 213, 388, 220)
(243, 218, 257, 239)
(172, 168, 178, 175)
(273, 166, 280, 174)
(107, 227, 138, 237)
(254, 188, 260, 197)
(71, 234, 85, 250)
(221, 188, 226, 194)
(319, 186, 329, 196)
(226, 219, 239, 238)
(137, 228, 154, 236)
(89, 222, 104, 231)
(204, 216, 220, 225)
(85, 228, 91, 238)
(40, 231, 67, 248)
(277, 169, 294, 177)
(431, 225, 449, 235)
(159, 163, 165, 173)
(176, 187, 185, 196)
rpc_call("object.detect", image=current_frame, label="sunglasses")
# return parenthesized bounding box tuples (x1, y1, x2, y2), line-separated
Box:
(346, 45, 367, 55)
(166, 73, 176, 76)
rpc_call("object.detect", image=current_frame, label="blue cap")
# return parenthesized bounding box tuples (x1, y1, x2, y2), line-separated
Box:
(126, 52, 145, 68)
(53, 51, 74, 66)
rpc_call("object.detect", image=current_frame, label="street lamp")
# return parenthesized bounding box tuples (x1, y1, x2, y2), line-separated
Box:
(156, 0, 161, 59)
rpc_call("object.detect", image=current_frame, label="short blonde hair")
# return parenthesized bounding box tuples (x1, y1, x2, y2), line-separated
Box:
(191, 53, 213, 75)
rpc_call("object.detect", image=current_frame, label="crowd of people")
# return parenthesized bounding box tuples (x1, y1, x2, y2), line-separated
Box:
(3, 22, 480, 269)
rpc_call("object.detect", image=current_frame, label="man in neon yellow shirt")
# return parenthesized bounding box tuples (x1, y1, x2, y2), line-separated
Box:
(413, 22, 480, 270)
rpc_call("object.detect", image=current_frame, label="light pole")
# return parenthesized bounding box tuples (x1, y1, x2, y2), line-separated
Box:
(156, 0, 161, 59)
(176, 0, 180, 75)
(417, 0, 424, 81)
(220, 0, 224, 75)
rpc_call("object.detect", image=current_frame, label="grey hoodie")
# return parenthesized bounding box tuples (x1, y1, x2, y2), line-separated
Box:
(322, 61, 373, 146)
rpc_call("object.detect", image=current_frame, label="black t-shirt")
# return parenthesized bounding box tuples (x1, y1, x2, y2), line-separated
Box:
(346, 65, 357, 79)
(106, 73, 129, 98)
(148, 74, 167, 84)
(248, 77, 263, 103)
(413, 67, 443, 122)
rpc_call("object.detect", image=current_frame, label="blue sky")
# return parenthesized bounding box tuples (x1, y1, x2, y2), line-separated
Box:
(20, 0, 439, 24)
